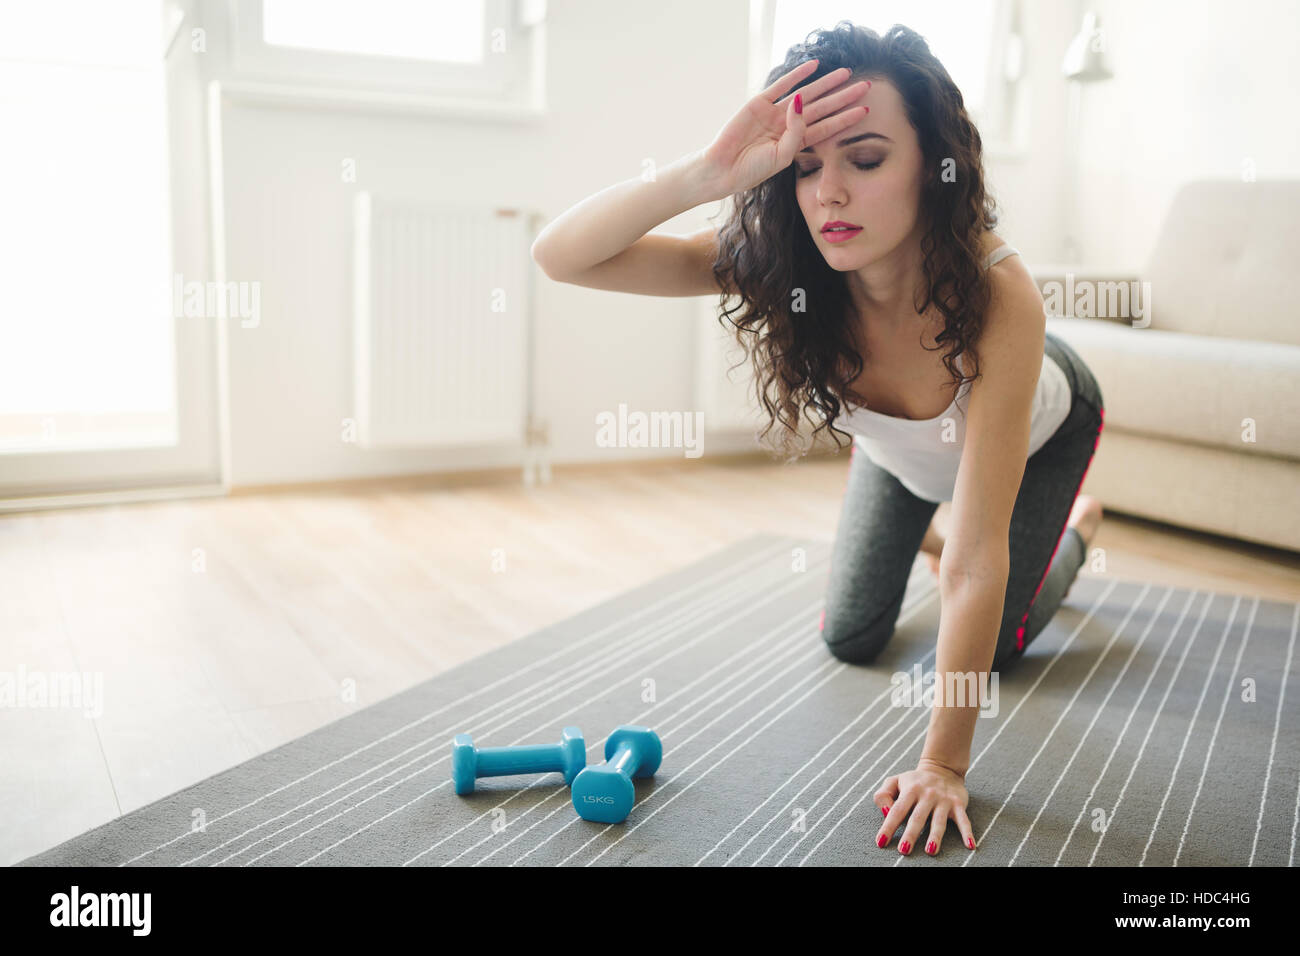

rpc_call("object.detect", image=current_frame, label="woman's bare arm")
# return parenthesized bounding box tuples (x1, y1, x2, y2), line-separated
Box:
(531, 60, 869, 298)
(530, 150, 726, 297)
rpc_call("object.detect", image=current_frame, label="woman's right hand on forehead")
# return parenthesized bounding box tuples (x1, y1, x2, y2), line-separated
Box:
(697, 60, 871, 199)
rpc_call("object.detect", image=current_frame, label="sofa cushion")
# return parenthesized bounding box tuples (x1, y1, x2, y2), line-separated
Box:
(1079, 428, 1300, 553)
(1046, 316, 1300, 460)
(1146, 179, 1300, 347)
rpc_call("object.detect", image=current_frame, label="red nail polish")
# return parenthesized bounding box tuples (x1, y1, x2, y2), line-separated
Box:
(900, 841, 910, 854)
(967, 837, 975, 850)
(877, 833, 887, 848)
(926, 841, 936, 855)
(881, 805, 889, 816)
(794, 93, 802, 114)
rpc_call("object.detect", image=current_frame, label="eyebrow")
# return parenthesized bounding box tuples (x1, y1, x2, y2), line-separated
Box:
(799, 132, 893, 154)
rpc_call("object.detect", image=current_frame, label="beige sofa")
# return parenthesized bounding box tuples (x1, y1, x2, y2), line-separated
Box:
(1033, 179, 1300, 554)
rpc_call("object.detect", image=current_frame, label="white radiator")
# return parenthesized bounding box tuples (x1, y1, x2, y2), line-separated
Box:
(353, 193, 535, 449)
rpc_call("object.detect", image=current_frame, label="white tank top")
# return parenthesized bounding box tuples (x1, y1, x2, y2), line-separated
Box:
(841, 244, 1073, 503)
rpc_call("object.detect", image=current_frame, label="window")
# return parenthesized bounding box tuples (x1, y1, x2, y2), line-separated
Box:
(0, 0, 175, 452)
(261, 0, 485, 63)
(764, 0, 1019, 147)
(229, 0, 544, 103)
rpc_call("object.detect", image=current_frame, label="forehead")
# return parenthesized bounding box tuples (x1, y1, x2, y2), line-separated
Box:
(799, 77, 906, 154)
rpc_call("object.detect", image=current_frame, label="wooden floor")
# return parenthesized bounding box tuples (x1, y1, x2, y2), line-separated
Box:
(2, 453, 1297, 865)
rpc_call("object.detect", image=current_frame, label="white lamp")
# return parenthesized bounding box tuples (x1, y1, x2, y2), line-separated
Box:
(1062, 11, 1114, 82)
(1061, 12, 1114, 263)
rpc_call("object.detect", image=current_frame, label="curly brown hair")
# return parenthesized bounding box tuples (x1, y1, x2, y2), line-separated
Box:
(710, 20, 999, 462)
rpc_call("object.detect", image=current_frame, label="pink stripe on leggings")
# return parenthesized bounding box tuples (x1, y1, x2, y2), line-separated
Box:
(1014, 406, 1105, 652)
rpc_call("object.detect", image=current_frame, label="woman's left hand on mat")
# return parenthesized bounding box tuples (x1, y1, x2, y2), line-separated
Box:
(872, 757, 976, 856)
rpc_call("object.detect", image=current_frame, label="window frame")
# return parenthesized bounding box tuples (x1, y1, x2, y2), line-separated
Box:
(227, 0, 540, 101)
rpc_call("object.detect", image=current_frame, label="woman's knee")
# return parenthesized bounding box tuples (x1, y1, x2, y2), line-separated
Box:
(821, 614, 896, 664)
(820, 575, 913, 663)
(990, 613, 1029, 672)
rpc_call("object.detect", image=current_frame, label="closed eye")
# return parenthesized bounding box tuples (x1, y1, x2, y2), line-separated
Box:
(796, 160, 882, 179)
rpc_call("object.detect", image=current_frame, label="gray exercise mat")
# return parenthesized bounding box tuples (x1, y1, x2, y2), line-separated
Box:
(19, 533, 1299, 867)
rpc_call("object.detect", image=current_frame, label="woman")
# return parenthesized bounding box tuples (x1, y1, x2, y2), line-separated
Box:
(531, 21, 1105, 859)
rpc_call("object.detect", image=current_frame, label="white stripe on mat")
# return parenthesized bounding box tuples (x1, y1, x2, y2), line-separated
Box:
(514, 608, 843, 866)
(697, 579, 940, 866)
(287, 559, 833, 866)
(771, 676, 934, 865)
(575, 658, 850, 866)
(463, 566, 934, 867)
(1173, 596, 1259, 866)
(813, 578, 1123, 868)
(1054, 589, 1206, 865)
(449, 601, 831, 866)
(127, 537, 792, 865)
(1253, 603, 1298, 866)
(958, 579, 1144, 867)
(1006, 586, 1177, 866)
(1135, 595, 1244, 867)
(191, 543, 804, 866)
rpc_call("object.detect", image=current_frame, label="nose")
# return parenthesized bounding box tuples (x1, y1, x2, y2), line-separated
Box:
(816, 165, 849, 207)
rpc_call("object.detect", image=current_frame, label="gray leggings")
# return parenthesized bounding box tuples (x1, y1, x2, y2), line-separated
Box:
(820, 331, 1106, 672)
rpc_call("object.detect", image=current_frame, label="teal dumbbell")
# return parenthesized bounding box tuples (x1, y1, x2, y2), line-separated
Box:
(451, 727, 585, 795)
(570, 726, 662, 823)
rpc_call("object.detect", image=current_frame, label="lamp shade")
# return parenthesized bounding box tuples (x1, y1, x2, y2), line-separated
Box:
(1062, 11, 1114, 82)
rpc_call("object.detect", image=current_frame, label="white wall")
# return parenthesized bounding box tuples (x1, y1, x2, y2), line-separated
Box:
(206, 0, 1095, 486)
(213, 0, 753, 485)
(1070, 0, 1300, 268)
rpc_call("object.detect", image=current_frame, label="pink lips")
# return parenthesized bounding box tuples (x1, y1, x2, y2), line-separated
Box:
(821, 222, 862, 243)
